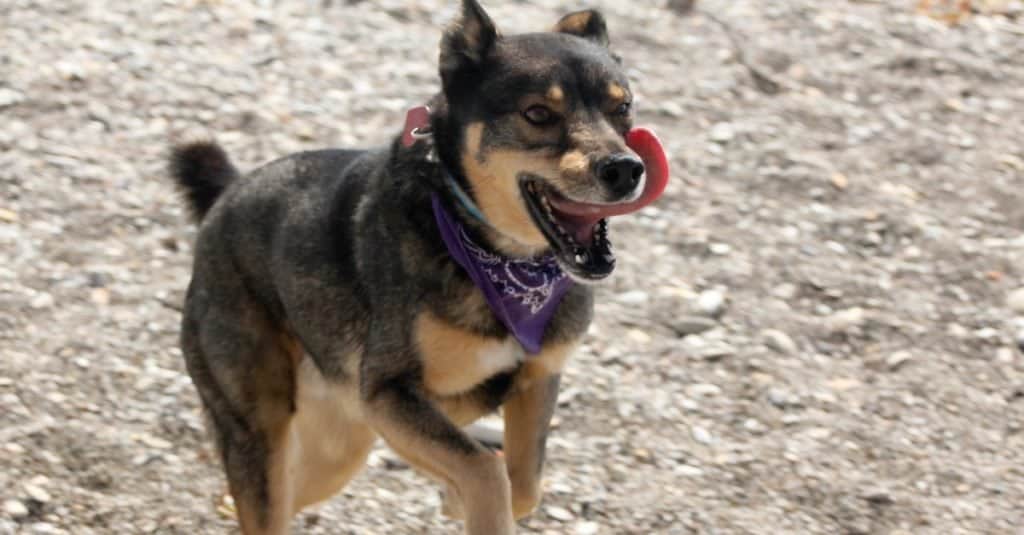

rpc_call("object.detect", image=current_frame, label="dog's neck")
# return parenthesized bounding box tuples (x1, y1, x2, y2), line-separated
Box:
(404, 102, 552, 260)
(430, 193, 571, 354)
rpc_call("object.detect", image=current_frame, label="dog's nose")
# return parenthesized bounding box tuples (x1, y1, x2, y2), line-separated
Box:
(599, 154, 645, 199)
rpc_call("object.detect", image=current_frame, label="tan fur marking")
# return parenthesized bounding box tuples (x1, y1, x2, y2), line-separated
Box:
(461, 123, 560, 254)
(434, 392, 499, 427)
(608, 82, 627, 103)
(451, 289, 491, 330)
(554, 11, 593, 34)
(546, 85, 565, 105)
(417, 310, 523, 396)
(234, 418, 294, 535)
(559, 150, 589, 178)
(521, 342, 577, 387)
(289, 358, 376, 510)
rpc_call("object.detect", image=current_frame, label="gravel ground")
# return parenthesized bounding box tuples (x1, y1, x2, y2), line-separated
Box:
(3, 1, 1024, 533)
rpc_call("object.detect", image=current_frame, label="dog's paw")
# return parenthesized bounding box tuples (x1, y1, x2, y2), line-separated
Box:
(439, 485, 466, 520)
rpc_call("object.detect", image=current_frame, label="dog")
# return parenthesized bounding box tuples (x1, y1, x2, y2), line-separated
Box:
(167, 1, 667, 533)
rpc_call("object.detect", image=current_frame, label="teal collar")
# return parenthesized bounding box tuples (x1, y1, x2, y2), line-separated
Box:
(442, 167, 489, 224)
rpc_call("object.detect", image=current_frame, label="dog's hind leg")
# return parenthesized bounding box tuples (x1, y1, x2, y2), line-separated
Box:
(181, 285, 301, 535)
(288, 357, 378, 510)
(222, 415, 296, 535)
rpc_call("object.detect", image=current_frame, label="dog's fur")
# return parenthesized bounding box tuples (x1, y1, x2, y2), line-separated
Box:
(168, 2, 638, 533)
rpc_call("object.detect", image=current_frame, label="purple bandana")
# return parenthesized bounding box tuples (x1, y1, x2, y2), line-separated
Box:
(431, 194, 573, 354)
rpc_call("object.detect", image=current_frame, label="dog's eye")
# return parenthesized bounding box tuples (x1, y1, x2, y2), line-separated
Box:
(614, 102, 632, 116)
(523, 105, 557, 126)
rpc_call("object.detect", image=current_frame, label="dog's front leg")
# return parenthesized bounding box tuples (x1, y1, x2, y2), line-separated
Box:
(363, 377, 515, 535)
(503, 373, 561, 519)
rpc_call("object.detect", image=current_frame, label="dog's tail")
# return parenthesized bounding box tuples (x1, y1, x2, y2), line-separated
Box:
(168, 141, 239, 223)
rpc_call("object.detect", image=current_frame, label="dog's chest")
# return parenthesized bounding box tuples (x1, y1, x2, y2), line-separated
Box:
(416, 308, 581, 397)
(417, 311, 525, 396)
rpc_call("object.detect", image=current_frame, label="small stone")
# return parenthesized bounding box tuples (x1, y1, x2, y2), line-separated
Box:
(89, 288, 110, 306)
(3, 499, 29, 519)
(696, 290, 726, 318)
(824, 307, 866, 333)
(827, 378, 861, 391)
(762, 329, 798, 355)
(772, 283, 799, 300)
(709, 242, 732, 255)
(23, 483, 50, 503)
(0, 208, 19, 223)
(999, 154, 1024, 171)
(30, 522, 59, 534)
(633, 448, 653, 462)
(216, 494, 237, 520)
(767, 388, 799, 409)
(886, 351, 913, 371)
(948, 323, 970, 339)
(997, 347, 1015, 364)
(830, 172, 849, 190)
(0, 88, 25, 109)
(694, 344, 735, 361)
(574, 521, 601, 535)
(1017, 331, 1024, 354)
(139, 434, 173, 450)
(675, 464, 705, 477)
(616, 291, 649, 305)
(30, 293, 55, 310)
(974, 327, 1000, 341)
(667, 0, 698, 15)
(805, 427, 831, 440)
(687, 383, 722, 397)
(691, 425, 714, 445)
(863, 490, 894, 506)
(672, 316, 718, 336)
(658, 101, 685, 118)
(709, 122, 735, 143)
(1008, 288, 1024, 313)
(627, 329, 652, 344)
(545, 505, 574, 522)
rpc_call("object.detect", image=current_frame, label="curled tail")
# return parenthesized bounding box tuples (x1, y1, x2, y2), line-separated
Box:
(168, 141, 239, 222)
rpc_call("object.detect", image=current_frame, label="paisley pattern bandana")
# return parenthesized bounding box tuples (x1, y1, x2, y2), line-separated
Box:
(431, 194, 572, 354)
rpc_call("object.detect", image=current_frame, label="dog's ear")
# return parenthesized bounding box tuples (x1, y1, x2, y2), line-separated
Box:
(440, 0, 499, 81)
(553, 9, 609, 47)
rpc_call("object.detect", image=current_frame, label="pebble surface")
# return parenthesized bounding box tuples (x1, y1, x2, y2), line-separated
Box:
(2, 1, 1024, 534)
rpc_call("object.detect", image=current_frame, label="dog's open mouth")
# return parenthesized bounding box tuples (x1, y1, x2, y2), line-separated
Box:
(520, 127, 670, 281)
(521, 178, 617, 280)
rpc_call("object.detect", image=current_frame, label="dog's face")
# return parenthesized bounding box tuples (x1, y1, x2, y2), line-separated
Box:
(440, 1, 642, 282)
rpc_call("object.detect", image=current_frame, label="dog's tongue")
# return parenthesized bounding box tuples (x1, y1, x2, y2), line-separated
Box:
(549, 127, 670, 242)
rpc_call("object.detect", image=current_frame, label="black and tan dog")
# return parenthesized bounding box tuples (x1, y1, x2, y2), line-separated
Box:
(168, 1, 667, 533)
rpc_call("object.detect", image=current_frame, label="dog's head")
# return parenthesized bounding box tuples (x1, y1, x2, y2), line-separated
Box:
(437, 1, 652, 282)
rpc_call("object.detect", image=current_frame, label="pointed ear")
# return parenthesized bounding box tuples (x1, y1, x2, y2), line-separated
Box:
(440, 0, 499, 81)
(553, 9, 609, 47)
